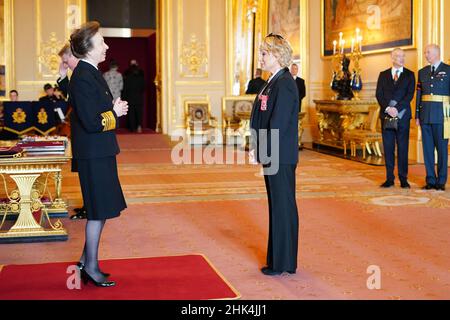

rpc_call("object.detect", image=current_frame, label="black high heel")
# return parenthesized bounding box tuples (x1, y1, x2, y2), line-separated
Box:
(80, 269, 116, 287)
(77, 262, 110, 277)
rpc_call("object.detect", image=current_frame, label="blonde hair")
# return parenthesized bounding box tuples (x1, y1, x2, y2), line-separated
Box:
(260, 34, 293, 68)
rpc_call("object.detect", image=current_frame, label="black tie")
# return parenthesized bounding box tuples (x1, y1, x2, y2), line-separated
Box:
(432, 66, 436, 76)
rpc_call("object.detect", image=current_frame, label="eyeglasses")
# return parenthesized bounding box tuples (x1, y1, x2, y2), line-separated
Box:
(267, 33, 284, 40)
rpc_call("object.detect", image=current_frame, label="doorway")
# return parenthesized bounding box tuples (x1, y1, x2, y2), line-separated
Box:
(100, 34, 157, 132)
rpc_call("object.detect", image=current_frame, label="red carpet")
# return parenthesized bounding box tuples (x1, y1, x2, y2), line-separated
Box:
(0, 254, 240, 300)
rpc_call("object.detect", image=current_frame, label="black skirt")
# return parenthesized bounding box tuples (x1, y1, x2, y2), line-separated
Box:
(77, 156, 127, 220)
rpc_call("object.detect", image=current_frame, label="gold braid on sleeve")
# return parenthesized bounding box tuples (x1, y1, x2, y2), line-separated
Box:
(101, 111, 116, 131)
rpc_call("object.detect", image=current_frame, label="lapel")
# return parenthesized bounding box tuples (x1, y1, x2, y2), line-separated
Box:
(261, 68, 288, 96)
(80, 61, 114, 100)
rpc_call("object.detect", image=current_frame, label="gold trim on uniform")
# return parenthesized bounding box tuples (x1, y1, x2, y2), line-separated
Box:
(101, 111, 116, 131)
(421, 95, 450, 103)
(421, 95, 450, 139)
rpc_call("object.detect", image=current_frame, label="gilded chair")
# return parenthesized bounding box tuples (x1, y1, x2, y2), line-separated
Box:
(185, 100, 218, 144)
(343, 105, 382, 159)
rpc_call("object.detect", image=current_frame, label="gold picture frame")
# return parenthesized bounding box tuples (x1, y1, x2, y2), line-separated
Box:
(184, 100, 212, 128)
(0, 0, 14, 100)
(321, 0, 417, 58)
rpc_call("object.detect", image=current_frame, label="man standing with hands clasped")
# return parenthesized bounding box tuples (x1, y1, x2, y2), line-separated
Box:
(416, 44, 450, 191)
(376, 48, 415, 189)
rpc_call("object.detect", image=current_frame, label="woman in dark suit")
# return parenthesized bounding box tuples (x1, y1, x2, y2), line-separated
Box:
(250, 34, 300, 276)
(69, 21, 128, 287)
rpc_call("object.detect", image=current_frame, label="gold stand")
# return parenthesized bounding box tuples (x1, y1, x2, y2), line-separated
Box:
(0, 150, 71, 243)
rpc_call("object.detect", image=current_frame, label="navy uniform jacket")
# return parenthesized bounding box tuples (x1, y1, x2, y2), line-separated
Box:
(416, 62, 450, 123)
(250, 68, 299, 165)
(68, 60, 120, 160)
(376, 67, 416, 121)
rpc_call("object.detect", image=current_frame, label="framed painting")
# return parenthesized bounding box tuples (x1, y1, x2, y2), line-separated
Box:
(322, 0, 415, 57)
(268, 0, 301, 60)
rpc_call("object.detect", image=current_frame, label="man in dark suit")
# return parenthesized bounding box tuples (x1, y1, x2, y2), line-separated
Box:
(416, 44, 450, 191)
(290, 63, 306, 112)
(246, 68, 265, 94)
(376, 48, 415, 189)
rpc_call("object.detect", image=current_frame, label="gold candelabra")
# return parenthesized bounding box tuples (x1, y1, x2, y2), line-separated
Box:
(331, 29, 364, 100)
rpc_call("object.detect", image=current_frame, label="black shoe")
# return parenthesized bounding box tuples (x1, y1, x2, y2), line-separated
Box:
(380, 181, 394, 188)
(435, 184, 446, 191)
(260, 266, 295, 276)
(70, 208, 87, 220)
(77, 262, 110, 277)
(422, 184, 435, 190)
(80, 269, 115, 287)
(400, 180, 411, 189)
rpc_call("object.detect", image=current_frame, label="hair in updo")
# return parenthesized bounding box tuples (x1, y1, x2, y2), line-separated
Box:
(70, 21, 100, 59)
(260, 34, 293, 68)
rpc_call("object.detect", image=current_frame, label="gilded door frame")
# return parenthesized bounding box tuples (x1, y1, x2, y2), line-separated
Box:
(0, 0, 15, 101)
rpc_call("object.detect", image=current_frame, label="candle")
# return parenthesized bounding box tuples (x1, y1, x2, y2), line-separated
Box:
(358, 36, 363, 52)
(341, 40, 345, 54)
(333, 40, 337, 55)
(356, 28, 360, 38)
(351, 38, 355, 53)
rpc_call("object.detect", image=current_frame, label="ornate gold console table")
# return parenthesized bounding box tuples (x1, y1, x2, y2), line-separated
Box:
(313, 99, 379, 149)
(0, 149, 71, 243)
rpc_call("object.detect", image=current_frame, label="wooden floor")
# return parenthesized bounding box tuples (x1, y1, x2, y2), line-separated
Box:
(1, 133, 450, 300)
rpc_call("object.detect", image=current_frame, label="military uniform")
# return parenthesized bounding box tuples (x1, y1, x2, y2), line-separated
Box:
(69, 60, 127, 220)
(416, 61, 450, 188)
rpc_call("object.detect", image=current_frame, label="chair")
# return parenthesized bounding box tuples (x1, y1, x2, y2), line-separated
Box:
(222, 96, 256, 145)
(184, 100, 218, 145)
(343, 105, 382, 159)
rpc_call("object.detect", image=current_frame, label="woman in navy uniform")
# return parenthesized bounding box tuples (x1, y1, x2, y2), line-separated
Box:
(69, 21, 128, 287)
(250, 34, 299, 276)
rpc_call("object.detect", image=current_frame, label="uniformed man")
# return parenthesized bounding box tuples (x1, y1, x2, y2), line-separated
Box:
(416, 44, 450, 191)
(58, 43, 87, 219)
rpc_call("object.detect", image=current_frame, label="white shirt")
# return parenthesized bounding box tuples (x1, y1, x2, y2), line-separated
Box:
(81, 59, 98, 70)
(431, 61, 442, 72)
(391, 67, 403, 80)
(268, 68, 283, 83)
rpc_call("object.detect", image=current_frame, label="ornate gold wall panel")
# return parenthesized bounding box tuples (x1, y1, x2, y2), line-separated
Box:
(161, 0, 226, 136)
(178, 0, 209, 78)
(12, 0, 85, 100)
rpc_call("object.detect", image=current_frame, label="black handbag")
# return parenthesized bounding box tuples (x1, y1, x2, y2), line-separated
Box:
(383, 116, 399, 130)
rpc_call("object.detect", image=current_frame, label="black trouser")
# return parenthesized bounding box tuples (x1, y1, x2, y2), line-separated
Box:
(127, 103, 143, 131)
(263, 164, 299, 272)
(382, 119, 410, 182)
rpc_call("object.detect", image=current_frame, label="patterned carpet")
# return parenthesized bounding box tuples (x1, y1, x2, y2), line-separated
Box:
(1, 133, 449, 299)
